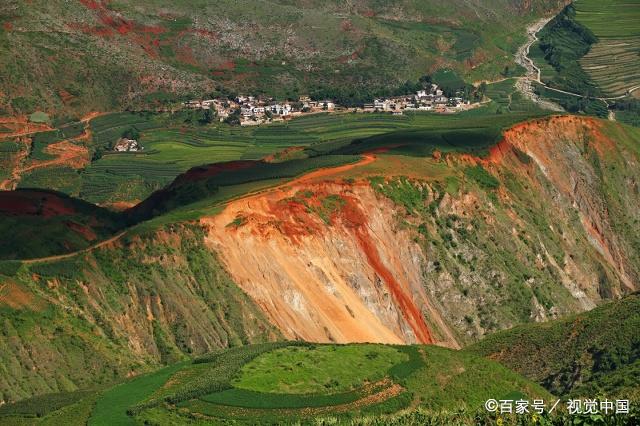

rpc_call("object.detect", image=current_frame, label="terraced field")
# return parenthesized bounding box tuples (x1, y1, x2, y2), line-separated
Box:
(17, 109, 546, 205)
(483, 78, 542, 113)
(576, 0, 640, 97)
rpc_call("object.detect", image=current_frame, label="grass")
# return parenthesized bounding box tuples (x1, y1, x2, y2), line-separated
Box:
(464, 165, 499, 190)
(468, 294, 640, 397)
(232, 344, 407, 394)
(89, 362, 187, 426)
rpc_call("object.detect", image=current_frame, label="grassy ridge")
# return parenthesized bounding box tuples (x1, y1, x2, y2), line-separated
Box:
(468, 293, 640, 398)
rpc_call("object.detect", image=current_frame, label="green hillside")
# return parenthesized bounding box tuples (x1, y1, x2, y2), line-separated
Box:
(0, 342, 551, 425)
(0, 0, 567, 118)
(0, 189, 125, 260)
(468, 293, 640, 400)
(0, 224, 280, 403)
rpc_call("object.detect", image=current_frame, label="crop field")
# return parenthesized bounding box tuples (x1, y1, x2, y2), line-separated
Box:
(575, 0, 640, 96)
(26, 109, 547, 205)
(232, 345, 407, 394)
(0, 342, 549, 425)
(484, 79, 542, 113)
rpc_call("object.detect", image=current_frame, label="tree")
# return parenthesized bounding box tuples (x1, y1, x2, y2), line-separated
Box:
(122, 127, 140, 140)
(224, 108, 241, 125)
(199, 108, 215, 125)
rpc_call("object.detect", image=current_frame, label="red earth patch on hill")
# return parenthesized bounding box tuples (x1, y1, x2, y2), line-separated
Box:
(0, 192, 76, 217)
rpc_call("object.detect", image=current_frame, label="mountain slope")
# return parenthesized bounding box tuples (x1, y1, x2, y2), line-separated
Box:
(0, 225, 279, 403)
(468, 293, 640, 400)
(0, 189, 125, 260)
(1, 115, 639, 404)
(0, 0, 568, 117)
(201, 115, 640, 347)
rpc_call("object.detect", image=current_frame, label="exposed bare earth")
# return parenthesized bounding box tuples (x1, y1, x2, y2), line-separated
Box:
(203, 178, 457, 346)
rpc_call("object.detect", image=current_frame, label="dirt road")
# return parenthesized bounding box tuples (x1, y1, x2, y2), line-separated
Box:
(19, 231, 127, 264)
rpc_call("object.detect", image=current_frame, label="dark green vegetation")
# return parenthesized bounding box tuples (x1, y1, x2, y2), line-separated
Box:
(533, 5, 600, 97)
(533, 83, 608, 118)
(469, 293, 640, 400)
(0, 342, 551, 425)
(0, 0, 567, 118)
(0, 189, 124, 260)
(612, 99, 640, 127)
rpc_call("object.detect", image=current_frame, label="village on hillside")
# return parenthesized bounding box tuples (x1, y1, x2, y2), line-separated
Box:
(182, 83, 478, 127)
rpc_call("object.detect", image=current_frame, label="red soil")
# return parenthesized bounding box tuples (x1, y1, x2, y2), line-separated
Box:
(3, 22, 13, 32)
(79, 0, 101, 10)
(191, 28, 218, 40)
(0, 116, 53, 138)
(340, 196, 434, 344)
(74, 0, 166, 57)
(21, 140, 90, 173)
(212, 60, 236, 74)
(66, 221, 98, 241)
(0, 192, 76, 217)
(341, 20, 354, 32)
(233, 177, 433, 344)
(487, 115, 614, 166)
(59, 89, 75, 105)
(0, 281, 40, 310)
(174, 45, 198, 66)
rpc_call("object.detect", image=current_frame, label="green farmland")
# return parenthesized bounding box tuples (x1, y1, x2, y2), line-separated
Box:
(19, 109, 547, 205)
(0, 342, 550, 425)
(575, 0, 640, 97)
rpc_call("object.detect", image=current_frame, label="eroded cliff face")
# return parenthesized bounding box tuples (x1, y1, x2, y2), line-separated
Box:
(202, 183, 456, 347)
(491, 116, 639, 291)
(203, 116, 640, 349)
